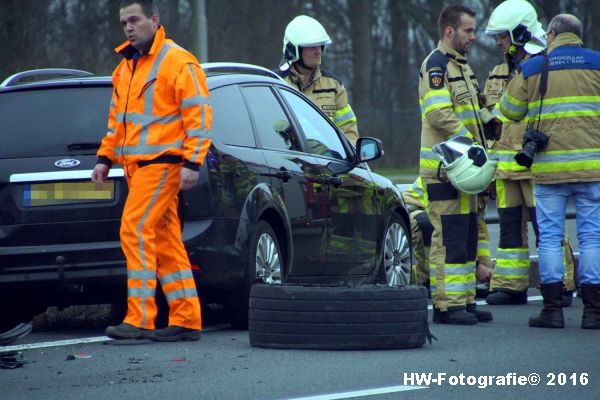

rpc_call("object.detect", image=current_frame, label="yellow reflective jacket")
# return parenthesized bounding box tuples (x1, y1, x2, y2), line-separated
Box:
(401, 176, 427, 212)
(280, 65, 359, 145)
(484, 59, 532, 179)
(97, 26, 212, 171)
(499, 33, 600, 184)
(419, 41, 484, 179)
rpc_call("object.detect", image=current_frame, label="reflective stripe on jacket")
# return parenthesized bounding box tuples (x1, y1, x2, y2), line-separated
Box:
(499, 33, 600, 184)
(280, 65, 359, 145)
(484, 60, 532, 179)
(419, 41, 484, 179)
(402, 177, 428, 211)
(98, 26, 212, 170)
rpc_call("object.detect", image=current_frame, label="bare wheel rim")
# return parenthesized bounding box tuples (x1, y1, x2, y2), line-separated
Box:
(383, 222, 411, 286)
(255, 232, 282, 284)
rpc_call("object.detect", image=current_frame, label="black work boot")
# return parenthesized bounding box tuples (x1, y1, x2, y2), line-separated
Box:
(580, 284, 600, 329)
(148, 325, 202, 342)
(466, 303, 493, 322)
(476, 283, 490, 299)
(433, 306, 478, 325)
(562, 290, 574, 308)
(529, 282, 565, 329)
(486, 289, 528, 305)
(105, 322, 149, 339)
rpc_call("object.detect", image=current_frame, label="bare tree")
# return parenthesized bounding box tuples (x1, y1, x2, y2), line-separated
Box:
(586, 0, 600, 49)
(348, 0, 373, 114)
(1, 0, 596, 169)
(0, 1, 52, 78)
(205, 0, 301, 69)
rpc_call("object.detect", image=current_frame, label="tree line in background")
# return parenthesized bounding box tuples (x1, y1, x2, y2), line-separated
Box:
(3, 0, 600, 169)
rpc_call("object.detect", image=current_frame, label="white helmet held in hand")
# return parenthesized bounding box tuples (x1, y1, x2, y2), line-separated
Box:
(485, 0, 546, 55)
(279, 15, 332, 71)
(433, 137, 497, 194)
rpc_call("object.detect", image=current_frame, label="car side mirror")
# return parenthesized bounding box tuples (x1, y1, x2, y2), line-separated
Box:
(326, 137, 384, 175)
(356, 137, 383, 163)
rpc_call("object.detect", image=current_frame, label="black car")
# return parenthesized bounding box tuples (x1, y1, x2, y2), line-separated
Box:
(0, 64, 413, 329)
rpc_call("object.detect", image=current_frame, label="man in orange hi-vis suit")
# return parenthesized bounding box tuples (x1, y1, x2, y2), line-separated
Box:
(92, 0, 212, 342)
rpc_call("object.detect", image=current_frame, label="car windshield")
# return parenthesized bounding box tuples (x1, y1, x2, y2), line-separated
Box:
(0, 86, 112, 158)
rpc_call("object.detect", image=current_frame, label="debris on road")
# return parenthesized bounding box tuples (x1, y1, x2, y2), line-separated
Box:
(0, 352, 27, 369)
(65, 353, 92, 361)
(0, 322, 33, 345)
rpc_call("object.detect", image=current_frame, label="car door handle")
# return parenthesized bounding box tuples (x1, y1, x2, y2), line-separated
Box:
(275, 168, 292, 182)
(327, 176, 343, 187)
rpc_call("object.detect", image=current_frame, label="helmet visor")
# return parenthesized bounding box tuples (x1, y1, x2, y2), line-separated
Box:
(432, 136, 474, 166)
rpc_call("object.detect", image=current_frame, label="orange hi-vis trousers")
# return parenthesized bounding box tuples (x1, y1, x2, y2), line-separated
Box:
(121, 162, 201, 330)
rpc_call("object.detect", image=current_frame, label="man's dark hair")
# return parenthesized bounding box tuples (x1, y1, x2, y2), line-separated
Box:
(120, 0, 159, 18)
(548, 14, 583, 39)
(438, 4, 476, 39)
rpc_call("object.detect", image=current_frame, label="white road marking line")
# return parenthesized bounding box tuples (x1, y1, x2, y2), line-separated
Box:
(426, 295, 543, 310)
(0, 324, 228, 354)
(0, 336, 111, 353)
(286, 385, 427, 400)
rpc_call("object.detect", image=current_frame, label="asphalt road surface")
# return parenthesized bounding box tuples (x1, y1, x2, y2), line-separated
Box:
(1, 198, 590, 400)
(1, 292, 598, 400)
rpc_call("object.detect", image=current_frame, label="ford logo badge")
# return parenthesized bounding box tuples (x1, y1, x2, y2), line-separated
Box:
(54, 159, 81, 169)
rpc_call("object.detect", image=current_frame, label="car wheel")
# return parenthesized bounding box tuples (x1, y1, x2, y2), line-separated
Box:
(381, 213, 413, 286)
(229, 220, 283, 329)
(254, 222, 283, 285)
(248, 284, 429, 350)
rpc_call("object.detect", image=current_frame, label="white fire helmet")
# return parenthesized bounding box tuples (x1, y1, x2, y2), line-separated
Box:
(432, 136, 498, 195)
(485, 0, 546, 55)
(279, 15, 331, 71)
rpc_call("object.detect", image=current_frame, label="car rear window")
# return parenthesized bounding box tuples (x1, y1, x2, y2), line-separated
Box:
(0, 86, 112, 158)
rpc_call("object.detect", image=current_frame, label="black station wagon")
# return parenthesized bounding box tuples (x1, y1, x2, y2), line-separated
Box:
(0, 64, 413, 329)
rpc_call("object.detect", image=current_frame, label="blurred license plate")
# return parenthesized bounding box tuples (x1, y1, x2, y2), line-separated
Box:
(23, 181, 115, 207)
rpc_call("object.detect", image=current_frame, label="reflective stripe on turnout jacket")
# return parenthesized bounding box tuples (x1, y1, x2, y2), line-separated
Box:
(419, 41, 484, 179)
(279, 65, 359, 145)
(499, 33, 600, 184)
(484, 60, 532, 179)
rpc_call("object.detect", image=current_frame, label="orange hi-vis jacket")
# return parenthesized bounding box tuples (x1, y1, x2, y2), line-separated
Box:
(97, 26, 212, 171)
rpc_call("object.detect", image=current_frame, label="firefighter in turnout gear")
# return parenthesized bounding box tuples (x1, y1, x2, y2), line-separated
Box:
(499, 14, 600, 329)
(277, 15, 359, 145)
(483, 0, 576, 306)
(93, 0, 211, 341)
(418, 5, 492, 325)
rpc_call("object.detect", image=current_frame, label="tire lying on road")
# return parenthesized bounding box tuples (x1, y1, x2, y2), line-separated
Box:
(248, 284, 429, 350)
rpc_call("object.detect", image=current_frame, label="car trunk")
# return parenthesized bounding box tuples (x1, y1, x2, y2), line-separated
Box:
(0, 85, 125, 248)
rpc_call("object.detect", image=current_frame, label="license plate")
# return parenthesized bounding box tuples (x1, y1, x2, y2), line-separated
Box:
(23, 181, 115, 207)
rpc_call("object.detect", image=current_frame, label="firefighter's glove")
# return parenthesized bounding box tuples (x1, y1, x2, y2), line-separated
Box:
(479, 108, 502, 141)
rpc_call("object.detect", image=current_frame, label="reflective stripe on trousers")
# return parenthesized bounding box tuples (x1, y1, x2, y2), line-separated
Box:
(424, 178, 478, 310)
(121, 163, 201, 330)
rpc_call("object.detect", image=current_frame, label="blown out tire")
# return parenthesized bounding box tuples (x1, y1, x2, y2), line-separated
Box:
(248, 284, 428, 350)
